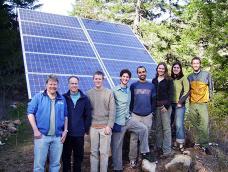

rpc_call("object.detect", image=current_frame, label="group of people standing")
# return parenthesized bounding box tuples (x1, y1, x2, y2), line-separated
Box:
(27, 56, 213, 172)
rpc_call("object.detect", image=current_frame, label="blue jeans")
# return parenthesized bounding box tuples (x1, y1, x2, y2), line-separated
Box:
(172, 104, 186, 144)
(156, 106, 172, 154)
(34, 135, 63, 172)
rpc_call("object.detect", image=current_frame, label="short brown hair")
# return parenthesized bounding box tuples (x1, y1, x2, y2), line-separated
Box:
(93, 71, 105, 79)
(191, 56, 201, 64)
(46, 74, 59, 84)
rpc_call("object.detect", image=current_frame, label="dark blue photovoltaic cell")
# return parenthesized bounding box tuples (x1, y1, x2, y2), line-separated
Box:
(82, 19, 134, 35)
(95, 44, 156, 63)
(24, 36, 95, 57)
(26, 53, 103, 75)
(103, 59, 157, 79)
(88, 31, 143, 48)
(19, 9, 80, 28)
(28, 74, 110, 97)
(21, 22, 88, 41)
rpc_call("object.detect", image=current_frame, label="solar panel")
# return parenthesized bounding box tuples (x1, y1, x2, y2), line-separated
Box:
(82, 18, 134, 35)
(18, 9, 157, 98)
(21, 21, 88, 41)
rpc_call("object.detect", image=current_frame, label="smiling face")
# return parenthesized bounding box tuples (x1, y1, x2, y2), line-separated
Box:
(93, 74, 104, 89)
(120, 73, 130, 86)
(137, 67, 147, 81)
(46, 79, 58, 95)
(191, 59, 201, 72)
(172, 64, 181, 75)
(157, 64, 166, 76)
(69, 77, 79, 93)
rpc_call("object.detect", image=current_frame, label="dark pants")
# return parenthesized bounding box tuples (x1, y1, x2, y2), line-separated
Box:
(62, 135, 84, 172)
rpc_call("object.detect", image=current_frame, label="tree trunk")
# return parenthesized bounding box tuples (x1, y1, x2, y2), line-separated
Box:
(133, 0, 141, 34)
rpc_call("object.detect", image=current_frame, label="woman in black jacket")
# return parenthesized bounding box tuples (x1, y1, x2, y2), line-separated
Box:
(152, 62, 174, 158)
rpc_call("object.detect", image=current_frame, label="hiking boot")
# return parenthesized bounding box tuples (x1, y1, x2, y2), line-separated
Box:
(129, 160, 137, 168)
(142, 153, 158, 163)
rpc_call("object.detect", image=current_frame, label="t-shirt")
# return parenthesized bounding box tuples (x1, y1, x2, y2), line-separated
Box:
(47, 99, 55, 135)
(130, 81, 156, 116)
(70, 92, 80, 106)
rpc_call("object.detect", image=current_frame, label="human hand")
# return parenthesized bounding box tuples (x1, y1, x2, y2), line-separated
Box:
(104, 126, 111, 135)
(177, 103, 182, 108)
(61, 130, 68, 143)
(161, 107, 167, 113)
(34, 129, 42, 139)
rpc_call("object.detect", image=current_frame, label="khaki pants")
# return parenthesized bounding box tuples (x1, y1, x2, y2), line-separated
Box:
(129, 113, 152, 161)
(90, 127, 111, 172)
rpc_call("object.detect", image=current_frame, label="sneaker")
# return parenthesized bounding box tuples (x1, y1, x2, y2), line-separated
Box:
(202, 146, 212, 155)
(142, 153, 158, 163)
(179, 144, 185, 152)
(129, 160, 137, 168)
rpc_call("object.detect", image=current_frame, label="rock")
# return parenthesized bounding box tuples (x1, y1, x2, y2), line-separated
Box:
(0, 140, 5, 145)
(7, 122, 15, 128)
(13, 120, 21, 125)
(194, 161, 208, 172)
(165, 154, 192, 172)
(142, 159, 156, 172)
(8, 126, 17, 133)
(182, 150, 191, 156)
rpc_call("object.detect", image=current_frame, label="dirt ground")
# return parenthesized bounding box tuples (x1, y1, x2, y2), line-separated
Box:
(0, 120, 228, 172)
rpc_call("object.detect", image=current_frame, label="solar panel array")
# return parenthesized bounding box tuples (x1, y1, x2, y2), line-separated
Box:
(18, 8, 157, 98)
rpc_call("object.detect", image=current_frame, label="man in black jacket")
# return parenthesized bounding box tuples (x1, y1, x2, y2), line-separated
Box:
(62, 76, 92, 172)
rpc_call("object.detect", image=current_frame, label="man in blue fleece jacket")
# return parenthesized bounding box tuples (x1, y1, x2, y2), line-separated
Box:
(27, 74, 68, 172)
(62, 76, 92, 172)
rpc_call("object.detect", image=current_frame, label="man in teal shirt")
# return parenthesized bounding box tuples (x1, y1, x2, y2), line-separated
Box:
(111, 69, 155, 172)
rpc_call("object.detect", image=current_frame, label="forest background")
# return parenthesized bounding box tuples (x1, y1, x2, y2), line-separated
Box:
(0, 0, 227, 147)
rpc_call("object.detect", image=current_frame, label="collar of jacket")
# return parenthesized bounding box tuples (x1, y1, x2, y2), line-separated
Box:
(42, 90, 63, 100)
(115, 84, 129, 91)
(64, 89, 86, 99)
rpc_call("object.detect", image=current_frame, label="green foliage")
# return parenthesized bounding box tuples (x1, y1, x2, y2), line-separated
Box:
(208, 91, 228, 143)
(0, 0, 40, 117)
(209, 92, 228, 123)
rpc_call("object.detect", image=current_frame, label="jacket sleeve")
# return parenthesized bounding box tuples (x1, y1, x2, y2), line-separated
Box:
(165, 79, 174, 109)
(27, 94, 39, 115)
(178, 77, 190, 104)
(84, 97, 92, 134)
(63, 97, 68, 117)
(151, 83, 156, 114)
(129, 84, 134, 113)
(107, 91, 116, 128)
